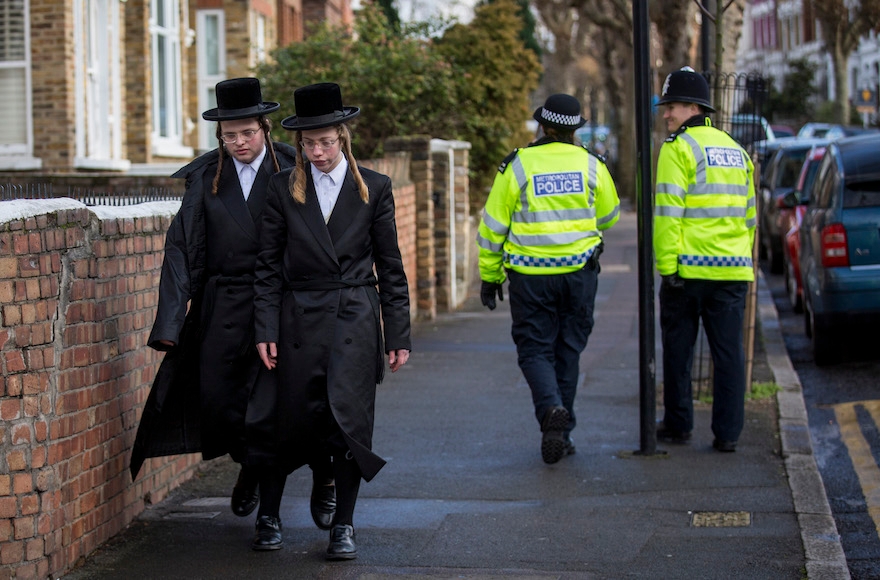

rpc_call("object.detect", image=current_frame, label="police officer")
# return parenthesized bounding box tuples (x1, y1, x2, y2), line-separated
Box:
(653, 67, 756, 452)
(477, 93, 620, 464)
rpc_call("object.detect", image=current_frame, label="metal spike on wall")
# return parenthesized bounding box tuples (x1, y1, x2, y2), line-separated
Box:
(0, 183, 56, 201)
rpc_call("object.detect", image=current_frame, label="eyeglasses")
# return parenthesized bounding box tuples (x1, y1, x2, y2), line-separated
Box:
(300, 138, 339, 151)
(220, 129, 260, 144)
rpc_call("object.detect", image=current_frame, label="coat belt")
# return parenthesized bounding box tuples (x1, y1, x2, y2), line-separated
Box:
(284, 276, 377, 291)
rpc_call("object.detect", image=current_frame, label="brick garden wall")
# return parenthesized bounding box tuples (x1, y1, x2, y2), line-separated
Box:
(0, 199, 202, 579)
(0, 135, 463, 576)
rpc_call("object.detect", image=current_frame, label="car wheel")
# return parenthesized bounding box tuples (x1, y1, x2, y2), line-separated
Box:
(809, 309, 839, 366)
(784, 255, 802, 312)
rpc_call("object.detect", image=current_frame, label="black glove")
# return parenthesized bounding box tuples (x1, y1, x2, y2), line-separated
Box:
(480, 281, 504, 310)
(661, 273, 685, 291)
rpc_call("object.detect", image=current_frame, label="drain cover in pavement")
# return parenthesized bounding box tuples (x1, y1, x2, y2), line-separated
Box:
(690, 511, 751, 527)
(181, 497, 228, 507)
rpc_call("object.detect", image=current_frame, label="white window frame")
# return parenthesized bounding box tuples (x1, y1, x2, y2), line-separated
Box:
(196, 9, 225, 152)
(73, 0, 129, 170)
(0, 0, 40, 169)
(250, 11, 267, 68)
(150, 0, 192, 158)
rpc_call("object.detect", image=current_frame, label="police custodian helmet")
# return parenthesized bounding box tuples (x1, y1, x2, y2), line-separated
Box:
(657, 66, 715, 112)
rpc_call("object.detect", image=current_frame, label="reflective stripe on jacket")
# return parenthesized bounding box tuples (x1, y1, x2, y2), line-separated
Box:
(477, 142, 620, 282)
(653, 119, 756, 282)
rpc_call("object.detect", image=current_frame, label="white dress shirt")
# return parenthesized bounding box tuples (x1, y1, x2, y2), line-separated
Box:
(310, 157, 349, 223)
(232, 146, 267, 201)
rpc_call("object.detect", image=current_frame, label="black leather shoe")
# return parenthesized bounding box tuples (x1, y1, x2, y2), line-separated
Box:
(231, 467, 260, 517)
(563, 436, 576, 456)
(310, 478, 336, 531)
(713, 438, 737, 452)
(252, 515, 282, 551)
(326, 524, 357, 560)
(540, 406, 570, 464)
(656, 421, 692, 444)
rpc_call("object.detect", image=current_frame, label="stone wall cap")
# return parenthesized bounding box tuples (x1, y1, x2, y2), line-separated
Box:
(0, 198, 85, 224)
(431, 139, 472, 152)
(90, 201, 180, 220)
(0, 198, 181, 225)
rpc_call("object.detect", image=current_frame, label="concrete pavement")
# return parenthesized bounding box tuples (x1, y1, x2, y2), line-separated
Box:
(63, 210, 849, 579)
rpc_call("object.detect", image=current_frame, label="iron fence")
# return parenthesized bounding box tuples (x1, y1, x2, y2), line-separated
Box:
(705, 70, 770, 153)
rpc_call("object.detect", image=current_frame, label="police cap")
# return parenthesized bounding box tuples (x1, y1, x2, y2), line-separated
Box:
(533, 94, 588, 131)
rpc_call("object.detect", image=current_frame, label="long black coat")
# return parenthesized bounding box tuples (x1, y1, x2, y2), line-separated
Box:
(130, 142, 297, 478)
(254, 164, 411, 481)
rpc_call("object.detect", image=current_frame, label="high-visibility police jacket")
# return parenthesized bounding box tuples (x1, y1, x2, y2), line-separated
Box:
(477, 140, 620, 283)
(654, 116, 756, 282)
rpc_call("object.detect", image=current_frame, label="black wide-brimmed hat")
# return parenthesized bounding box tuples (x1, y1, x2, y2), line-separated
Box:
(280, 83, 360, 131)
(202, 77, 280, 121)
(533, 93, 587, 131)
(657, 66, 715, 112)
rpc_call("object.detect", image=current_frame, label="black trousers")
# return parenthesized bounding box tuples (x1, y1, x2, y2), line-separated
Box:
(507, 265, 598, 434)
(659, 278, 748, 442)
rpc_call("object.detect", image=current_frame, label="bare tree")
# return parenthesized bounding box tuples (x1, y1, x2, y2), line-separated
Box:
(579, 0, 636, 201)
(532, 0, 746, 200)
(532, 0, 638, 199)
(697, 0, 746, 115)
(812, 0, 880, 123)
(651, 0, 697, 77)
(532, 0, 586, 97)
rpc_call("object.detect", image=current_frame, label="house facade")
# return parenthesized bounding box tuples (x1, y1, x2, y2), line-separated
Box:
(736, 0, 880, 118)
(0, 0, 352, 180)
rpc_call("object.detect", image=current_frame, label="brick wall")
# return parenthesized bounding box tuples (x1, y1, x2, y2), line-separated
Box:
(383, 136, 436, 321)
(0, 200, 202, 579)
(359, 149, 418, 319)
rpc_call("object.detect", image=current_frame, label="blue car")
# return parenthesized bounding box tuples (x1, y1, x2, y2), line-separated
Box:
(799, 133, 880, 365)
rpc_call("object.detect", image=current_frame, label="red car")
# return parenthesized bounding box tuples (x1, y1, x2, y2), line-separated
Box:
(780, 145, 827, 312)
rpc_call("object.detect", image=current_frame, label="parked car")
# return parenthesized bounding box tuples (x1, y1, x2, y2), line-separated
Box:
(758, 138, 828, 273)
(796, 122, 835, 139)
(574, 124, 617, 165)
(753, 136, 799, 179)
(824, 125, 880, 139)
(799, 133, 880, 365)
(729, 113, 775, 155)
(780, 145, 827, 312)
(798, 122, 879, 140)
(771, 124, 796, 138)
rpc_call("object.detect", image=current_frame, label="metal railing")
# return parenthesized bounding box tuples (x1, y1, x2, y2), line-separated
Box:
(0, 183, 182, 206)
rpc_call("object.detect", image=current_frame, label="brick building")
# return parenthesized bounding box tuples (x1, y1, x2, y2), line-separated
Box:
(0, 0, 353, 177)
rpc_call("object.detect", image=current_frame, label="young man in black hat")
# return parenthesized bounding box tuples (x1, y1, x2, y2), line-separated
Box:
(653, 67, 756, 452)
(254, 82, 412, 561)
(476, 93, 620, 464)
(130, 77, 335, 551)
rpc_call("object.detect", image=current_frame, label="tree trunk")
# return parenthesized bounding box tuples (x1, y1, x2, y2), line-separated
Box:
(832, 44, 850, 123)
(651, 0, 696, 77)
(599, 30, 635, 204)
